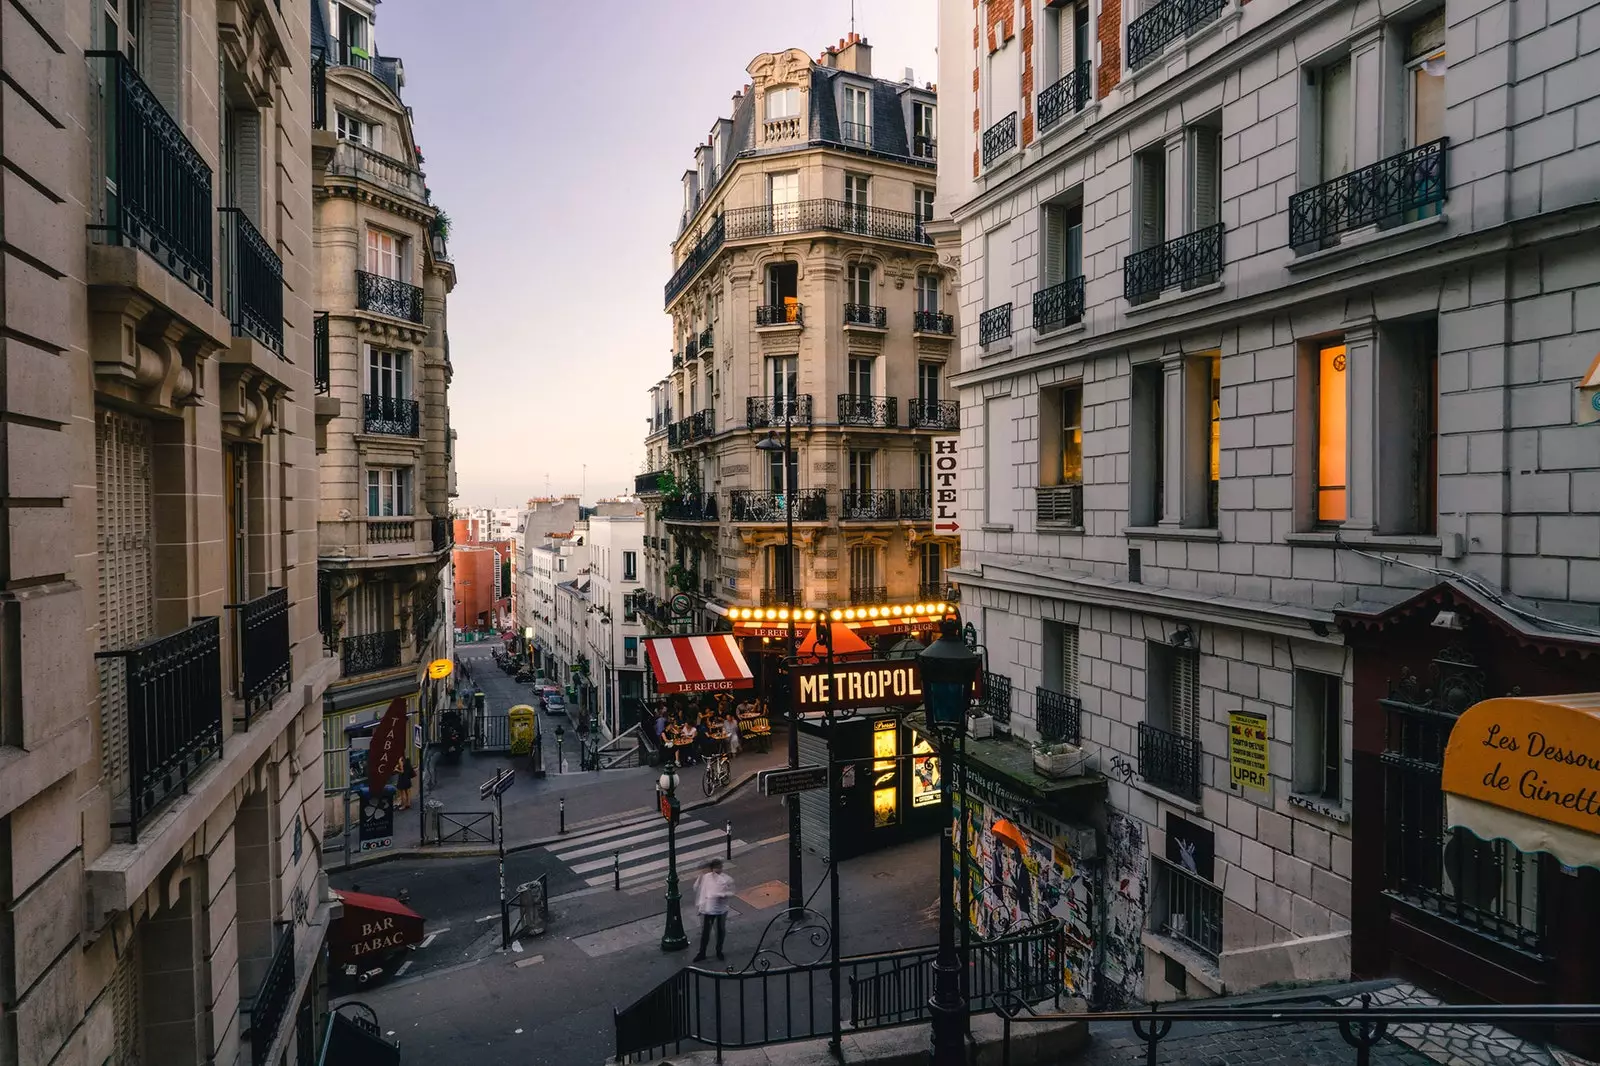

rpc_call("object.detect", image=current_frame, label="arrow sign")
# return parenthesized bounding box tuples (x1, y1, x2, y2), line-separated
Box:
(759, 765, 828, 797)
(479, 768, 516, 800)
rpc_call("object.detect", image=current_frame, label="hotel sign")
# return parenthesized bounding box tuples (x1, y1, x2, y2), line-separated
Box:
(933, 436, 959, 534)
(795, 659, 924, 713)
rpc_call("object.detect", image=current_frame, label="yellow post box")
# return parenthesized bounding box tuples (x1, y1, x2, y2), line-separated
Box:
(508, 704, 537, 756)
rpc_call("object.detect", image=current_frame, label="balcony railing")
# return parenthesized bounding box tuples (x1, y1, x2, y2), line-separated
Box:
(432, 515, 452, 553)
(1036, 688, 1083, 745)
(908, 399, 959, 430)
(899, 490, 932, 520)
(221, 208, 285, 353)
(837, 395, 897, 427)
(848, 585, 888, 604)
(636, 470, 668, 495)
(747, 395, 813, 428)
(982, 671, 1013, 724)
(314, 312, 330, 393)
(690, 408, 716, 441)
(665, 214, 727, 306)
(917, 581, 957, 603)
(686, 335, 700, 361)
(1151, 856, 1223, 960)
(311, 47, 328, 130)
(840, 490, 897, 521)
(229, 588, 290, 723)
(96, 617, 223, 844)
(87, 51, 215, 299)
(363, 394, 421, 436)
(699, 326, 714, 353)
(844, 303, 887, 328)
(1138, 721, 1202, 800)
(1128, 0, 1228, 70)
(667, 419, 689, 448)
(356, 269, 425, 323)
(366, 519, 415, 543)
(1288, 139, 1449, 250)
(1033, 275, 1086, 333)
(249, 924, 296, 1066)
(759, 587, 799, 607)
(1124, 224, 1225, 304)
(979, 304, 1013, 345)
(913, 135, 938, 160)
(661, 493, 719, 523)
(341, 630, 403, 677)
(413, 574, 442, 652)
(1038, 62, 1093, 131)
(326, 141, 428, 201)
(913, 310, 954, 335)
(756, 303, 804, 326)
(982, 111, 1018, 167)
(1038, 483, 1084, 526)
(841, 120, 872, 145)
(729, 489, 828, 523)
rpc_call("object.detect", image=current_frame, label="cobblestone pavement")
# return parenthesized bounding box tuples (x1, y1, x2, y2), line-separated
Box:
(1340, 983, 1596, 1066)
(1075, 1017, 1437, 1066)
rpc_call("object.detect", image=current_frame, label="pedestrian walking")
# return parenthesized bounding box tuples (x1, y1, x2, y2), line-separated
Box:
(692, 859, 734, 962)
(722, 713, 741, 756)
(395, 756, 414, 810)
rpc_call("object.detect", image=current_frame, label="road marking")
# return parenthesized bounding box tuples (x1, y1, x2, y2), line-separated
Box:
(394, 960, 413, 977)
(420, 933, 439, 949)
(543, 816, 673, 855)
(566, 828, 728, 873)
(476, 914, 499, 923)
(582, 839, 746, 887)
(514, 954, 545, 969)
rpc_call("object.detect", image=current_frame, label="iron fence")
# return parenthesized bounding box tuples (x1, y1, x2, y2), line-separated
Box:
(1137, 721, 1202, 799)
(917, 582, 958, 603)
(690, 408, 716, 441)
(363, 394, 421, 436)
(840, 491, 896, 521)
(908, 399, 959, 430)
(474, 715, 512, 752)
(1035, 688, 1082, 744)
(759, 587, 799, 607)
(341, 631, 402, 677)
(1033, 275, 1086, 333)
(848, 585, 888, 604)
(1038, 61, 1093, 131)
(250, 923, 296, 1065)
(723, 198, 932, 246)
(230, 588, 291, 722)
(311, 47, 327, 130)
(661, 493, 719, 523)
(979, 304, 1013, 345)
(314, 312, 330, 393)
(636, 470, 667, 495)
(746, 394, 814, 428)
(1128, 0, 1228, 70)
(913, 310, 955, 334)
(433, 810, 495, 845)
(221, 207, 285, 353)
(982, 111, 1018, 166)
(913, 135, 938, 160)
(982, 671, 1013, 724)
(837, 395, 897, 427)
(1150, 855, 1223, 959)
(844, 303, 887, 328)
(431, 515, 452, 553)
(899, 490, 932, 521)
(1037, 483, 1084, 526)
(1289, 139, 1448, 250)
(840, 120, 872, 145)
(1124, 223, 1224, 304)
(355, 269, 424, 323)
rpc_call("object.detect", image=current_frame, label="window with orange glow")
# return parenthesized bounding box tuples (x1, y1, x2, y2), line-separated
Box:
(1060, 385, 1083, 485)
(1208, 354, 1221, 512)
(1317, 344, 1348, 523)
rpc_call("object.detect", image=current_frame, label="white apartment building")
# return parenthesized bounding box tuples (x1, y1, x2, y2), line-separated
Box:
(525, 531, 588, 671)
(934, 0, 1600, 1018)
(585, 514, 649, 736)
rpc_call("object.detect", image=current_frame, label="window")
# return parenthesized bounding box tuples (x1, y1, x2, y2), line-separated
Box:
(1180, 352, 1221, 529)
(848, 356, 875, 399)
(1043, 621, 1080, 696)
(985, 32, 1020, 127)
(336, 111, 378, 149)
(1406, 11, 1446, 149)
(1188, 121, 1222, 235)
(766, 544, 795, 598)
(846, 262, 872, 306)
(366, 228, 404, 280)
(623, 551, 637, 581)
(1208, 356, 1221, 525)
(766, 447, 798, 494)
(1293, 670, 1343, 802)
(366, 467, 414, 517)
(220, 89, 262, 221)
(102, 0, 180, 113)
(914, 186, 936, 224)
(766, 85, 800, 120)
(844, 174, 870, 232)
(842, 84, 871, 142)
(916, 273, 941, 314)
(764, 261, 799, 316)
(1039, 384, 1083, 525)
(983, 223, 1013, 310)
(919, 541, 945, 589)
(1146, 641, 1199, 739)
(917, 451, 933, 495)
(1314, 342, 1348, 524)
(1042, 200, 1084, 289)
(367, 348, 408, 400)
(335, 2, 371, 69)
(913, 102, 936, 156)
(1377, 320, 1439, 535)
(1133, 146, 1166, 255)
(768, 172, 800, 232)
(848, 449, 875, 493)
(984, 396, 1021, 524)
(767, 354, 797, 402)
(1058, 385, 1083, 486)
(1130, 365, 1165, 526)
(849, 544, 879, 591)
(917, 362, 940, 404)
(1316, 57, 1354, 183)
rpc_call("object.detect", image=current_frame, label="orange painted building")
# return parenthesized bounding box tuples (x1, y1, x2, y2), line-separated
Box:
(452, 536, 517, 631)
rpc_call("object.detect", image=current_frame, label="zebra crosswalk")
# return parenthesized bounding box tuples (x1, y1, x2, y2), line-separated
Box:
(545, 814, 746, 890)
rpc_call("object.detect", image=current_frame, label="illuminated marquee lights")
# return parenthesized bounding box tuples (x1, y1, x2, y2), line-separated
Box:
(729, 601, 954, 638)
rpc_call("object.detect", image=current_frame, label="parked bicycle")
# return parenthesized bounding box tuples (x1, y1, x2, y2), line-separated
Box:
(702, 749, 731, 796)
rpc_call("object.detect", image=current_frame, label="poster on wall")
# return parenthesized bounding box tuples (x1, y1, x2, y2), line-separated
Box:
(1228, 710, 1270, 792)
(873, 719, 899, 827)
(358, 790, 395, 853)
(912, 735, 941, 807)
(1165, 814, 1215, 881)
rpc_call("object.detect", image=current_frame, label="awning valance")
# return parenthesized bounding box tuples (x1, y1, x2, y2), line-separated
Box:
(644, 634, 754, 694)
(329, 890, 426, 965)
(1442, 693, 1600, 868)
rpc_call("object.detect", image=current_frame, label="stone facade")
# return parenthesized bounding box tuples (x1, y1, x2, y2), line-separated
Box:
(935, 0, 1600, 1001)
(584, 514, 648, 736)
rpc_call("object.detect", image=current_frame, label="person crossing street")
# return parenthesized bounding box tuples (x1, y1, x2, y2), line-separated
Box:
(691, 859, 734, 962)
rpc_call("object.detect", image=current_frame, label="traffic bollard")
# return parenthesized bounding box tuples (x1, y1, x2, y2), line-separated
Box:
(559, 797, 566, 834)
(614, 851, 621, 891)
(726, 821, 733, 859)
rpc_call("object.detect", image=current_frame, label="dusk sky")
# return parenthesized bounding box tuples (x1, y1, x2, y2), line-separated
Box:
(376, 1, 939, 508)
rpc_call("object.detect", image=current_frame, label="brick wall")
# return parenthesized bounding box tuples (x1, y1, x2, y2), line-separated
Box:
(1098, 0, 1122, 96)
(1021, 2, 1036, 145)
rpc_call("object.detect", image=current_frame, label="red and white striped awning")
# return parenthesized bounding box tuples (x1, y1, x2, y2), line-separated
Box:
(644, 635, 755, 694)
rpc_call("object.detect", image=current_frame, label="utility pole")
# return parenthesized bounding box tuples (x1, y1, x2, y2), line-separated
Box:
(480, 767, 516, 948)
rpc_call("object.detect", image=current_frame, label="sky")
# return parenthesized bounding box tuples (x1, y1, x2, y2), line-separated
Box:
(375, 0, 938, 508)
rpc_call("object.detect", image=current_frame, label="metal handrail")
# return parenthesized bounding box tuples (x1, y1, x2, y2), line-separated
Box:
(1289, 139, 1448, 249)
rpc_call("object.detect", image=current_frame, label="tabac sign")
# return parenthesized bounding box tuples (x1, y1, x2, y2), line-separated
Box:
(932, 436, 959, 534)
(794, 659, 924, 714)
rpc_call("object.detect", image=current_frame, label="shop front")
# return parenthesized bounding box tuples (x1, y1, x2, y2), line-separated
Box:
(796, 712, 946, 861)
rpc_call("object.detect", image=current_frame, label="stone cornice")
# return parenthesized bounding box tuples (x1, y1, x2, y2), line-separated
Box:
(318, 180, 433, 228)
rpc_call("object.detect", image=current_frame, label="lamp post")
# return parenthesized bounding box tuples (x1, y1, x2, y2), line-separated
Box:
(917, 618, 981, 1066)
(658, 764, 689, 951)
(755, 422, 803, 915)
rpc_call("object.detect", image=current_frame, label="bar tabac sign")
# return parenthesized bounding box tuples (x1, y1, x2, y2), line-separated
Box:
(794, 659, 924, 713)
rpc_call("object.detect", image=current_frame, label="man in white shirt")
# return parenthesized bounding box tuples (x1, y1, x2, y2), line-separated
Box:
(692, 859, 734, 962)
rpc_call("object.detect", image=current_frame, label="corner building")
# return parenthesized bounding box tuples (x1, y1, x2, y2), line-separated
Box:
(933, 0, 1600, 1023)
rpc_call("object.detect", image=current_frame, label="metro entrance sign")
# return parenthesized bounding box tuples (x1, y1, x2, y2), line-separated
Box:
(793, 658, 925, 713)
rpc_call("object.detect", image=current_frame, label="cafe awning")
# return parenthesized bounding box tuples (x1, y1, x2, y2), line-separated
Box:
(644, 634, 755, 694)
(1442, 693, 1600, 869)
(329, 890, 426, 965)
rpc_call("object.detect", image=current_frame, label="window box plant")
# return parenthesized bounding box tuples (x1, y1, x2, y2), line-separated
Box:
(1033, 740, 1086, 779)
(967, 709, 995, 739)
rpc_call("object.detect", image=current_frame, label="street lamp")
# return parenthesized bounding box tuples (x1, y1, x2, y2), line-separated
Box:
(754, 423, 803, 915)
(918, 619, 981, 1066)
(658, 764, 689, 952)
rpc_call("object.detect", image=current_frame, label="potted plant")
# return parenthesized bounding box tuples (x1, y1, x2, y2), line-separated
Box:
(967, 707, 995, 739)
(1033, 739, 1086, 779)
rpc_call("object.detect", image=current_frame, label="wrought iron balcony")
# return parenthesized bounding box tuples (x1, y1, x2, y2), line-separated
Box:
(363, 393, 421, 436)
(665, 214, 727, 307)
(1128, 0, 1228, 70)
(249, 924, 296, 1066)
(729, 489, 828, 523)
(96, 617, 223, 844)
(432, 515, 452, 553)
(841, 120, 872, 145)
(982, 111, 1018, 167)
(356, 269, 424, 323)
(756, 303, 804, 326)
(844, 304, 887, 328)
(837, 395, 897, 427)
(747, 394, 813, 428)
(760, 587, 799, 607)
(672, 348, 684, 369)
(685, 335, 700, 361)
(908, 399, 959, 430)
(1124, 224, 1224, 304)
(661, 493, 719, 523)
(413, 573, 442, 652)
(366, 519, 415, 543)
(899, 489, 932, 520)
(848, 585, 888, 604)
(229, 588, 290, 723)
(840, 491, 896, 521)
(979, 304, 1013, 345)
(689, 408, 716, 441)
(1138, 721, 1202, 799)
(913, 310, 954, 335)
(699, 326, 714, 353)
(1152, 856, 1223, 960)
(311, 47, 328, 130)
(1033, 276, 1086, 333)
(87, 51, 215, 300)
(1036, 688, 1082, 744)
(314, 312, 330, 393)
(982, 671, 1013, 724)
(341, 630, 403, 677)
(1038, 62, 1093, 132)
(1038, 483, 1084, 526)
(917, 581, 958, 603)
(636, 470, 668, 496)
(913, 135, 938, 160)
(221, 208, 284, 353)
(1289, 139, 1449, 250)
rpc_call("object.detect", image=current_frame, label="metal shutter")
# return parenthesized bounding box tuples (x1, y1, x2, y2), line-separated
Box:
(1058, 6, 1074, 79)
(1136, 152, 1164, 252)
(97, 409, 155, 805)
(1189, 127, 1221, 231)
(1173, 649, 1200, 738)
(111, 926, 143, 1064)
(1043, 205, 1066, 287)
(797, 730, 831, 857)
(1321, 58, 1354, 179)
(141, 0, 182, 117)
(1062, 625, 1080, 696)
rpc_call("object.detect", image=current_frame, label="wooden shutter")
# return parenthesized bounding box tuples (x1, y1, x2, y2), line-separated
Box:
(1321, 58, 1354, 179)
(96, 409, 155, 805)
(1137, 152, 1164, 252)
(1058, 6, 1075, 79)
(111, 929, 143, 1064)
(1044, 205, 1066, 286)
(1062, 625, 1080, 696)
(1190, 127, 1221, 231)
(142, 0, 182, 117)
(233, 108, 262, 223)
(1173, 649, 1199, 737)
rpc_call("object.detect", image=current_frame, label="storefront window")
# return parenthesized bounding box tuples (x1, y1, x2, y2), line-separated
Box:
(912, 735, 941, 807)
(873, 719, 899, 827)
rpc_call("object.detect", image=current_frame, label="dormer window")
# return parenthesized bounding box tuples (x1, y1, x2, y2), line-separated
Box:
(336, 111, 380, 150)
(766, 86, 800, 119)
(842, 85, 871, 144)
(333, 2, 373, 70)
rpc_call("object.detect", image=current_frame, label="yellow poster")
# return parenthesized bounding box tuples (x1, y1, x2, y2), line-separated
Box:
(1229, 711, 1270, 792)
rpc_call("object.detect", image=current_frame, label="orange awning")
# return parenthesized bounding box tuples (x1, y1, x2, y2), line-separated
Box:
(796, 622, 874, 661)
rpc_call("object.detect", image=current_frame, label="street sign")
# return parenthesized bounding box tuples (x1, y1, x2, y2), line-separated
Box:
(932, 436, 960, 534)
(669, 592, 693, 618)
(479, 768, 515, 800)
(659, 791, 679, 824)
(759, 765, 829, 797)
(427, 658, 454, 680)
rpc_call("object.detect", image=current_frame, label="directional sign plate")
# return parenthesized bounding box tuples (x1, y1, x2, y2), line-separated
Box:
(479, 768, 516, 799)
(759, 765, 828, 797)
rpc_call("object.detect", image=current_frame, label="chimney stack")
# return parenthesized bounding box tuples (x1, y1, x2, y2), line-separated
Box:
(828, 32, 872, 76)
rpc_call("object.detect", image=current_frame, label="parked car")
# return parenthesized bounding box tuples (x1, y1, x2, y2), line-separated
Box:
(545, 694, 566, 715)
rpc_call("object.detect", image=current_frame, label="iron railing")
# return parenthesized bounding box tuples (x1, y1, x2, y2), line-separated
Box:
(844, 303, 887, 328)
(341, 630, 403, 676)
(840, 120, 872, 145)
(413, 573, 442, 652)
(908, 399, 960, 430)
(432, 515, 452, 553)
(96, 617, 223, 844)
(250, 924, 296, 1066)
(759, 587, 799, 607)
(982, 671, 1013, 724)
(666, 419, 689, 449)
(899, 490, 932, 520)
(848, 585, 888, 604)
(689, 408, 716, 441)
(636, 471, 668, 495)
(366, 519, 413, 543)
(665, 214, 727, 306)
(913, 310, 955, 335)
(979, 304, 1013, 345)
(87, 51, 215, 299)
(1033, 276, 1086, 333)
(314, 312, 330, 393)
(229, 588, 290, 722)
(840, 491, 896, 521)
(1124, 223, 1224, 304)
(756, 303, 804, 326)
(661, 493, 719, 523)
(1038, 62, 1093, 131)
(747, 395, 813, 428)
(699, 326, 714, 353)
(1036, 688, 1082, 744)
(472, 715, 511, 752)
(728, 489, 828, 523)
(1137, 721, 1202, 799)
(982, 111, 1018, 166)
(1037, 484, 1084, 525)
(1151, 855, 1223, 959)
(1128, 0, 1228, 70)
(1288, 139, 1449, 250)
(916, 582, 957, 603)
(913, 135, 938, 160)
(220, 208, 284, 353)
(311, 47, 327, 130)
(685, 335, 700, 361)
(363, 394, 421, 436)
(355, 269, 424, 323)
(837, 395, 897, 427)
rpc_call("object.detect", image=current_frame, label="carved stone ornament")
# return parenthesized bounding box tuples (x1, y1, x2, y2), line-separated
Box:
(843, 531, 891, 550)
(89, 290, 217, 412)
(220, 362, 288, 441)
(355, 316, 428, 348)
